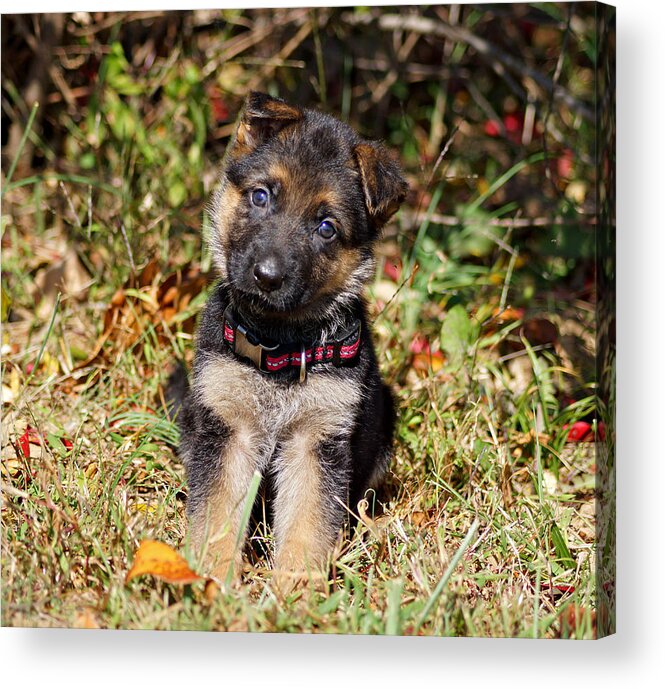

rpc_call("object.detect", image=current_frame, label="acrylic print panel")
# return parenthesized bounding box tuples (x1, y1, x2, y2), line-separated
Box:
(1, 3, 615, 638)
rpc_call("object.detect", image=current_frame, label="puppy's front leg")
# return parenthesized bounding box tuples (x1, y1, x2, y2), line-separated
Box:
(181, 402, 262, 581)
(272, 431, 350, 590)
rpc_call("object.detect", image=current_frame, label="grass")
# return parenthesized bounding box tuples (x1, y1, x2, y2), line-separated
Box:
(1, 7, 605, 638)
(0, 215, 599, 636)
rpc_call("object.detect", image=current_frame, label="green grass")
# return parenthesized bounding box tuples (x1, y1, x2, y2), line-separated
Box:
(1, 7, 603, 638)
(0, 226, 599, 636)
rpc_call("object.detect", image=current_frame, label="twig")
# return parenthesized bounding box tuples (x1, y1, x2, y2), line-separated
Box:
(425, 124, 459, 191)
(119, 222, 136, 275)
(59, 181, 83, 229)
(247, 18, 313, 91)
(71, 11, 167, 37)
(399, 210, 596, 229)
(355, 57, 471, 82)
(499, 247, 519, 313)
(343, 12, 594, 121)
(467, 80, 506, 136)
(87, 186, 93, 240)
(542, 4, 578, 202)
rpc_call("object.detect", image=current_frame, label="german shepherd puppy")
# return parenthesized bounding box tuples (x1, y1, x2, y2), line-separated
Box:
(173, 92, 407, 588)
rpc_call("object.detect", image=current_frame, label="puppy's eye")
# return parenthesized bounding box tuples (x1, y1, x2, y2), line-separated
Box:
(317, 220, 336, 240)
(251, 188, 269, 207)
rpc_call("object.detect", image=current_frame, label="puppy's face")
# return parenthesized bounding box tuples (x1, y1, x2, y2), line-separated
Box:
(211, 93, 407, 321)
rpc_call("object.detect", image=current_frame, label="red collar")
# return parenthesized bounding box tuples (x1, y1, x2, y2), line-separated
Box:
(222, 307, 362, 382)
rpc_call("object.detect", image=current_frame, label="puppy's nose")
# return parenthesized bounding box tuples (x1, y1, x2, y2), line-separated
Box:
(253, 258, 284, 292)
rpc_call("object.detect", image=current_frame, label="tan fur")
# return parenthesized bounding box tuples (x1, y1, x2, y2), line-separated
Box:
(315, 247, 363, 298)
(246, 98, 302, 122)
(196, 353, 362, 439)
(272, 431, 330, 576)
(193, 353, 362, 580)
(354, 143, 406, 223)
(233, 122, 257, 158)
(233, 98, 302, 157)
(191, 424, 262, 580)
(212, 182, 242, 276)
(268, 161, 343, 210)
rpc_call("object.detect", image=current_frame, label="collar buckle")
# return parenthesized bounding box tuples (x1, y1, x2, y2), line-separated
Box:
(233, 321, 279, 373)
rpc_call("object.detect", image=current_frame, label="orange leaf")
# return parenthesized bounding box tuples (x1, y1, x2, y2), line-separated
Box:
(492, 306, 525, 322)
(125, 539, 203, 585)
(412, 350, 445, 373)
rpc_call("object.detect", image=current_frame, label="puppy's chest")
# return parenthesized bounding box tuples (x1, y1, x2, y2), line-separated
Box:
(195, 354, 362, 441)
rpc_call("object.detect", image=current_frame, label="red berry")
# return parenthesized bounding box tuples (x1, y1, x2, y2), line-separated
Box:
(565, 421, 594, 442)
(484, 120, 501, 137)
(557, 149, 574, 179)
(503, 113, 521, 133)
(409, 334, 430, 355)
(383, 258, 401, 282)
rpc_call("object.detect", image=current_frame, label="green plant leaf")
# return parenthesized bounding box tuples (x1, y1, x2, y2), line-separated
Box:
(440, 304, 477, 367)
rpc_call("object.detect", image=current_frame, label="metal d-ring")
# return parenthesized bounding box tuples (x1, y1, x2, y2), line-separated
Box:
(299, 343, 307, 383)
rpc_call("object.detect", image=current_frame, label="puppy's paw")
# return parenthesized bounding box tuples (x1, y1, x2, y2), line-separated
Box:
(271, 567, 327, 599)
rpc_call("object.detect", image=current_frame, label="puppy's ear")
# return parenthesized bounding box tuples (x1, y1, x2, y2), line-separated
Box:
(354, 142, 408, 228)
(232, 92, 303, 156)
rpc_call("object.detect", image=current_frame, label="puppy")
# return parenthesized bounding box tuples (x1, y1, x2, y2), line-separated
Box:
(173, 92, 407, 587)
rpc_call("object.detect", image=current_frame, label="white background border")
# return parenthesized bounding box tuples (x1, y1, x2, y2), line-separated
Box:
(1, 0, 663, 686)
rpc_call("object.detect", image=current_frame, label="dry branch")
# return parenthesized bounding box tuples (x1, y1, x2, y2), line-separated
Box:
(343, 12, 594, 121)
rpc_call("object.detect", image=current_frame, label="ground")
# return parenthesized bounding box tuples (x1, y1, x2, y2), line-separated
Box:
(1, 6, 613, 638)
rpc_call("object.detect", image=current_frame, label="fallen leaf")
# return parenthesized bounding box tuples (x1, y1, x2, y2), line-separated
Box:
(17, 426, 41, 459)
(564, 421, 594, 442)
(492, 306, 525, 323)
(357, 498, 378, 536)
(204, 579, 219, 603)
(412, 350, 445, 373)
(1, 384, 15, 405)
(33, 247, 90, 319)
(484, 119, 501, 137)
(15, 425, 73, 458)
(565, 180, 587, 204)
(542, 469, 557, 495)
(411, 510, 435, 528)
(138, 258, 160, 288)
(125, 539, 203, 585)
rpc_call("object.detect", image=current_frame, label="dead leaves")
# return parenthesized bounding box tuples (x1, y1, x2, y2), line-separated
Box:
(2, 422, 72, 477)
(125, 539, 204, 586)
(76, 259, 207, 372)
(33, 246, 91, 320)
